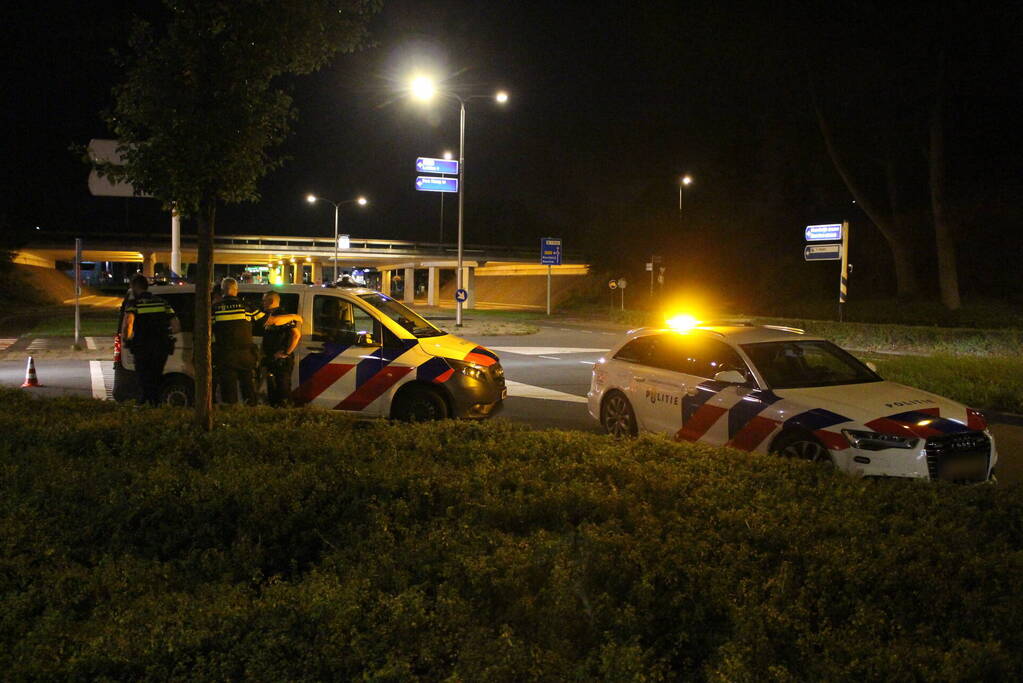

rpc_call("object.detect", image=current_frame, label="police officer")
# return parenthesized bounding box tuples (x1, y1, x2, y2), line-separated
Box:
(121, 274, 179, 406)
(260, 291, 303, 407)
(212, 277, 265, 405)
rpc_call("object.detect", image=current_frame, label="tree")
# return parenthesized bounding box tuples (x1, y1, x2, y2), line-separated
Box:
(929, 51, 961, 310)
(96, 1, 377, 429)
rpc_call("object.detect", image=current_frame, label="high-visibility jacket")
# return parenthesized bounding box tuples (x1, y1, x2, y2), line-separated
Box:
(212, 295, 265, 353)
(125, 292, 176, 351)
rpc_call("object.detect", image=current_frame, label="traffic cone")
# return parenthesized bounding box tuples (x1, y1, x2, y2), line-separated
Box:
(21, 356, 41, 388)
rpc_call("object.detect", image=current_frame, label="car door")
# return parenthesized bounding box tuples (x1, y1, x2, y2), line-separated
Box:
(293, 293, 388, 415)
(610, 334, 683, 435)
(676, 337, 761, 447)
(635, 334, 693, 435)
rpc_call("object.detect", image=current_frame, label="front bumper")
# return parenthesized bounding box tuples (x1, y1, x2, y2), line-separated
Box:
(446, 362, 507, 419)
(836, 430, 997, 482)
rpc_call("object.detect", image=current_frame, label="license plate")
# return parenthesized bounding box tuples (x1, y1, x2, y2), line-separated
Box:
(939, 455, 988, 481)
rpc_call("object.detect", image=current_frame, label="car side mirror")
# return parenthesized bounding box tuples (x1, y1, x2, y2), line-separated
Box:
(713, 369, 747, 384)
(865, 361, 878, 373)
(356, 332, 378, 347)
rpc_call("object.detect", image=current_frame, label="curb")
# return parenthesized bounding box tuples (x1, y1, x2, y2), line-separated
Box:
(985, 410, 1023, 427)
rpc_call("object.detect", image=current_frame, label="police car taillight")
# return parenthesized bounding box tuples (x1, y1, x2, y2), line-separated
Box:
(113, 333, 122, 363)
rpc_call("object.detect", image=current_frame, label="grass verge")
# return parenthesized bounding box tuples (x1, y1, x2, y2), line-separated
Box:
(869, 353, 1023, 415)
(28, 310, 120, 337)
(2, 392, 1022, 679)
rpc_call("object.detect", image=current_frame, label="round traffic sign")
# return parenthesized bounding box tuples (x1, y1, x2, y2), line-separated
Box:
(608, 279, 618, 290)
(617, 278, 628, 289)
(455, 288, 468, 303)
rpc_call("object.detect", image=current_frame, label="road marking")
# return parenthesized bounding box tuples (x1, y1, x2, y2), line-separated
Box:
(27, 338, 49, 351)
(89, 360, 114, 400)
(489, 346, 608, 356)
(0, 338, 16, 351)
(85, 336, 97, 350)
(579, 361, 596, 365)
(538, 355, 561, 360)
(504, 380, 588, 403)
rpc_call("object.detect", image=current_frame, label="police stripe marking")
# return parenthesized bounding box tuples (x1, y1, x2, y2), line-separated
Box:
(726, 390, 782, 440)
(292, 363, 356, 404)
(728, 415, 780, 451)
(677, 404, 729, 442)
(335, 366, 414, 411)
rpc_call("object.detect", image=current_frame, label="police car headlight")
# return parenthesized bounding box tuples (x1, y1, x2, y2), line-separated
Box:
(842, 429, 919, 451)
(450, 359, 487, 382)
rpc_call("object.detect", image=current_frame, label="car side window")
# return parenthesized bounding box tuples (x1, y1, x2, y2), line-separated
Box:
(613, 336, 659, 365)
(687, 338, 752, 381)
(313, 295, 380, 344)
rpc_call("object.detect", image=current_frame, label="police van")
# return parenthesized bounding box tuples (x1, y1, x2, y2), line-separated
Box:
(113, 284, 506, 420)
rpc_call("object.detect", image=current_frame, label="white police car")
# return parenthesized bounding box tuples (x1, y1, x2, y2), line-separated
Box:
(588, 322, 996, 482)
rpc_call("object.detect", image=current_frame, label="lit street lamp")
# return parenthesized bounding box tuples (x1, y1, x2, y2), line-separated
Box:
(409, 75, 509, 326)
(678, 174, 693, 215)
(306, 194, 368, 283)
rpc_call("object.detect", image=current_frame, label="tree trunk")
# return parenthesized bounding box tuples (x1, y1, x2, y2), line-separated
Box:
(193, 201, 215, 431)
(811, 94, 920, 299)
(929, 57, 961, 310)
(884, 155, 920, 297)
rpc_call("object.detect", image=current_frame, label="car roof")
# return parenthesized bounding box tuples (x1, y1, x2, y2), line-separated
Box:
(624, 324, 825, 346)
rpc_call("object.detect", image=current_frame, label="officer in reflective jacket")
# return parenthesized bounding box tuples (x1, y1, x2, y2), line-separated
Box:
(212, 277, 266, 405)
(122, 274, 179, 405)
(260, 291, 303, 407)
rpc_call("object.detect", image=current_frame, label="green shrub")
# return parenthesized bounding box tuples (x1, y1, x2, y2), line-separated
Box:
(2, 391, 1023, 679)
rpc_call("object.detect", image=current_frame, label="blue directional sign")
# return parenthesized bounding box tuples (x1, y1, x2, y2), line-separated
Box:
(805, 223, 843, 241)
(541, 237, 563, 265)
(415, 176, 459, 193)
(455, 288, 468, 303)
(804, 244, 842, 261)
(416, 157, 459, 175)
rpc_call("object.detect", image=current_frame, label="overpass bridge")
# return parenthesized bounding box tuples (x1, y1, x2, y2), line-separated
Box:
(14, 233, 590, 309)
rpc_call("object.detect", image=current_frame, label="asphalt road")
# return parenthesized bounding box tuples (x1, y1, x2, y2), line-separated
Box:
(1, 321, 1020, 482)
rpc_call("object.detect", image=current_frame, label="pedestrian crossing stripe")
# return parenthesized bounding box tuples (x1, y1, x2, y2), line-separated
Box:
(0, 338, 16, 351)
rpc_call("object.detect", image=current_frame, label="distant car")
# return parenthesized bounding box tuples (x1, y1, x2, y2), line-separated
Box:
(588, 323, 996, 482)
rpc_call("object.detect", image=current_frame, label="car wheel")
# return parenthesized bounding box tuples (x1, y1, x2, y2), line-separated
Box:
(775, 432, 833, 466)
(159, 375, 194, 407)
(601, 391, 637, 438)
(392, 385, 449, 422)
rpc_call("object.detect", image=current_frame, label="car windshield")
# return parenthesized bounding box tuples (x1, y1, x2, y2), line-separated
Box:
(740, 340, 881, 389)
(358, 293, 446, 338)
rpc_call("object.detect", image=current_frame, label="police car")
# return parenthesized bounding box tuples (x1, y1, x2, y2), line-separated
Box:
(114, 284, 506, 420)
(588, 321, 996, 482)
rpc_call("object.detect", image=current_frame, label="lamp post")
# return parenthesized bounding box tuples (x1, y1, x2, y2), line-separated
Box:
(678, 174, 693, 223)
(306, 194, 368, 283)
(410, 75, 509, 326)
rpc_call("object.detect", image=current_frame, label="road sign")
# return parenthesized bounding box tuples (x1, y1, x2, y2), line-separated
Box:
(804, 244, 842, 261)
(805, 223, 843, 241)
(617, 278, 628, 289)
(455, 288, 468, 303)
(338, 234, 350, 249)
(608, 279, 618, 290)
(415, 176, 459, 193)
(540, 237, 562, 265)
(416, 157, 459, 175)
(645, 262, 653, 271)
(651, 254, 662, 264)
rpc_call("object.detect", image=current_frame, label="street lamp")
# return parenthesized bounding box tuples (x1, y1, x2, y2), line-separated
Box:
(438, 150, 455, 245)
(409, 75, 509, 326)
(306, 194, 369, 283)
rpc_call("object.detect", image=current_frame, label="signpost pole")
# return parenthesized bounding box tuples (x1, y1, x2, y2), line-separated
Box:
(73, 238, 82, 349)
(839, 220, 850, 322)
(546, 265, 552, 316)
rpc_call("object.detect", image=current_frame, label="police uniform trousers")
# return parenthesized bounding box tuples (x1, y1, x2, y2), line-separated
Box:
(216, 346, 257, 405)
(134, 348, 169, 406)
(263, 354, 294, 407)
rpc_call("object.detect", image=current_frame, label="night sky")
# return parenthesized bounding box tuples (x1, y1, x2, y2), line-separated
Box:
(5, 1, 1022, 300)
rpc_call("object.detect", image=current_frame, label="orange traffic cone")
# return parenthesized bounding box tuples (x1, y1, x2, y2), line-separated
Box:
(21, 356, 41, 388)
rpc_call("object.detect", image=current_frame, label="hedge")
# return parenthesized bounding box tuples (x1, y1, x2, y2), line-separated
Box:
(2, 391, 1023, 679)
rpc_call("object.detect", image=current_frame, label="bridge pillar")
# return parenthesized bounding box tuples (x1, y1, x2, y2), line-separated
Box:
(427, 267, 438, 306)
(311, 261, 322, 285)
(142, 252, 157, 278)
(461, 266, 476, 309)
(381, 269, 392, 297)
(403, 267, 415, 305)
